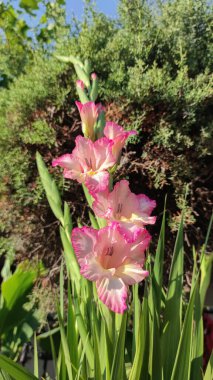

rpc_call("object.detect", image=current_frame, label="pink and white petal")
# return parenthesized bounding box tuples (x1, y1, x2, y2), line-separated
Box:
(96, 223, 131, 269)
(80, 256, 106, 282)
(74, 136, 95, 170)
(52, 154, 74, 169)
(137, 194, 156, 216)
(129, 229, 151, 264)
(104, 122, 125, 139)
(92, 190, 112, 218)
(109, 180, 138, 219)
(63, 169, 83, 183)
(81, 102, 97, 128)
(71, 227, 98, 266)
(109, 180, 130, 208)
(134, 215, 157, 226)
(115, 259, 149, 285)
(96, 276, 128, 313)
(116, 222, 144, 243)
(93, 137, 116, 171)
(61, 157, 84, 181)
(85, 171, 109, 193)
(75, 101, 83, 113)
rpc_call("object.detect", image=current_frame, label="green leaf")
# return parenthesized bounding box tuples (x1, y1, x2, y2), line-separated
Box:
(33, 333, 39, 378)
(170, 279, 199, 380)
(162, 215, 184, 380)
(203, 351, 213, 380)
(0, 355, 38, 380)
(89, 211, 99, 229)
(76, 86, 90, 104)
(111, 312, 127, 380)
(82, 183, 93, 208)
(132, 284, 140, 360)
(36, 152, 64, 224)
(0, 369, 13, 380)
(129, 290, 149, 380)
(59, 226, 80, 284)
(57, 306, 73, 380)
(152, 198, 166, 315)
(190, 282, 203, 380)
(55, 55, 84, 69)
(19, 0, 39, 11)
(199, 213, 213, 310)
(95, 111, 106, 138)
(84, 59, 92, 76)
(148, 278, 163, 380)
(64, 202, 73, 235)
(0, 263, 38, 334)
(200, 253, 213, 310)
(90, 76, 98, 102)
(67, 283, 79, 378)
(60, 259, 64, 319)
(73, 295, 94, 371)
(74, 64, 90, 88)
(93, 326, 102, 380)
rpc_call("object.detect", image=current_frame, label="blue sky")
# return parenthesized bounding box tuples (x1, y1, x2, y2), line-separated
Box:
(67, 1, 118, 19)
(9, 0, 119, 25)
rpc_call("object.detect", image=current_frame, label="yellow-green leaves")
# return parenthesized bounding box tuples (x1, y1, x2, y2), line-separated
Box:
(0, 355, 38, 380)
(36, 151, 63, 224)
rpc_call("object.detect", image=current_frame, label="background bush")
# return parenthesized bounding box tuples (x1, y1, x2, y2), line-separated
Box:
(0, 0, 212, 269)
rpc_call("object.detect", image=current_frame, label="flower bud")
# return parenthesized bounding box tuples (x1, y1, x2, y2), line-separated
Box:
(91, 72, 97, 81)
(76, 80, 85, 90)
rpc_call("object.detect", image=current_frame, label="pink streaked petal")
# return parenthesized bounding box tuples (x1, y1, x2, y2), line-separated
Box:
(133, 215, 157, 225)
(85, 171, 110, 193)
(104, 122, 125, 139)
(75, 101, 83, 113)
(52, 155, 84, 182)
(92, 190, 111, 217)
(93, 137, 116, 171)
(71, 227, 98, 266)
(80, 256, 106, 282)
(63, 168, 85, 184)
(109, 180, 138, 219)
(52, 154, 74, 169)
(81, 102, 97, 119)
(96, 276, 128, 313)
(129, 229, 151, 264)
(104, 122, 137, 139)
(138, 194, 157, 216)
(95, 222, 131, 269)
(116, 259, 149, 285)
(74, 136, 95, 170)
(116, 222, 144, 243)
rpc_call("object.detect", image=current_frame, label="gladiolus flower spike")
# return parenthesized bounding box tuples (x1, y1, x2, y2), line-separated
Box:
(71, 223, 151, 313)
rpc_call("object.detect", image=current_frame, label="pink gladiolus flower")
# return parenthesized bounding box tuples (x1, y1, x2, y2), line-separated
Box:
(71, 223, 150, 313)
(92, 180, 156, 242)
(104, 122, 137, 161)
(76, 101, 104, 140)
(52, 136, 116, 193)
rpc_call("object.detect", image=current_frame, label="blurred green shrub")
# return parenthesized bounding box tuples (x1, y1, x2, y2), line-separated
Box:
(0, 260, 44, 359)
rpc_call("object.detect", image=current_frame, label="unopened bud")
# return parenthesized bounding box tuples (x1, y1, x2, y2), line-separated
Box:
(76, 80, 85, 90)
(91, 73, 97, 81)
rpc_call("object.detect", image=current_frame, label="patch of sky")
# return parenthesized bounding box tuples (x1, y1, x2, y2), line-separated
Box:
(5, 0, 118, 30)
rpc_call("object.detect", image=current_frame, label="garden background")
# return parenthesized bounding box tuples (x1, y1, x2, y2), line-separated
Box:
(0, 0, 212, 375)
